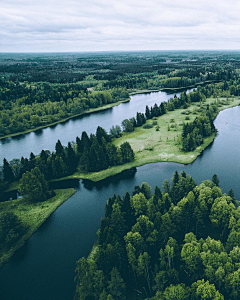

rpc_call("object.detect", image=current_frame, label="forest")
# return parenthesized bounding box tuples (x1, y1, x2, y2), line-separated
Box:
(1, 51, 240, 299)
(0, 77, 238, 198)
(74, 172, 239, 300)
(0, 126, 134, 194)
(1, 51, 240, 137)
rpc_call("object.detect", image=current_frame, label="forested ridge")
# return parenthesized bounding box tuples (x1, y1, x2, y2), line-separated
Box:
(75, 173, 239, 300)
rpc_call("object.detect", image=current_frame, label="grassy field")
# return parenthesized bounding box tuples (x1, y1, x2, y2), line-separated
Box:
(0, 188, 76, 269)
(5, 96, 240, 186)
(57, 96, 240, 182)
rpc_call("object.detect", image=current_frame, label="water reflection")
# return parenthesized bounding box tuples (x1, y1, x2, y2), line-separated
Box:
(82, 167, 137, 190)
(34, 129, 43, 136)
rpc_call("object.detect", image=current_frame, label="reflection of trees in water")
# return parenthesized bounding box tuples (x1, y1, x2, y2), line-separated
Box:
(82, 167, 137, 191)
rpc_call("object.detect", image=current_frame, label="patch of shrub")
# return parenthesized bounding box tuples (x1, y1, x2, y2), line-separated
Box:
(143, 123, 153, 129)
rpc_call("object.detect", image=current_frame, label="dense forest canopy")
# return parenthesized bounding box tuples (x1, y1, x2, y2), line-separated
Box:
(75, 173, 239, 300)
(0, 51, 240, 299)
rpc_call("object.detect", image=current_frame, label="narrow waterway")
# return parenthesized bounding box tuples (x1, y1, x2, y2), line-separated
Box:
(0, 90, 189, 163)
(0, 92, 239, 300)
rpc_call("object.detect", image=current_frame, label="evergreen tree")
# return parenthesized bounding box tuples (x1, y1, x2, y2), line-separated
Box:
(212, 174, 220, 186)
(55, 139, 64, 156)
(81, 131, 91, 149)
(145, 105, 151, 119)
(3, 158, 14, 182)
(108, 268, 126, 300)
(120, 142, 134, 163)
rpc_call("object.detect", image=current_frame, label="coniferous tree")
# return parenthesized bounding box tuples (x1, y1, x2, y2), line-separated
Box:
(3, 158, 14, 182)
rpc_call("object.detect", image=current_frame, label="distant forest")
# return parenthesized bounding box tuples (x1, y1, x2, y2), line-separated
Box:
(1, 51, 240, 137)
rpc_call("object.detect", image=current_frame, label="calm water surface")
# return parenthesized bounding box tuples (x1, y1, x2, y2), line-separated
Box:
(0, 92, 239, 300)
(0, 90, 188, 163)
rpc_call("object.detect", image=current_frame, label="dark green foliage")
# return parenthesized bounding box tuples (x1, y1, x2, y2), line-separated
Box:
(0, 79, 128, 137)
(4, 125, 134, 185)
(120, 142, 135, 163)
(212, 174, 220, 186)
(3, 158, 14, 182)
(145, 105, 151, 119)
(109, 125, 122, 138)
(96, 126, 111, 144)
(19, 167, 49, 202)
(182, 108, 217, 152)
(0, 212, 27, 257)
(0, 52, 238, 138)
(121, 119, 134, 132)
(75, 173, 239, 299)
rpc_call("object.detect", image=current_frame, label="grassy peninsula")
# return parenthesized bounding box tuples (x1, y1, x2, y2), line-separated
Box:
(60, 96, 240, 182)
(0, 188, 76, 269)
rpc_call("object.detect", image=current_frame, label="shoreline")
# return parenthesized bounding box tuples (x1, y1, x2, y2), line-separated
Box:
(129, 79, 221, 95)
(0, 98, 130, 140)
(50, 97, 240, 183)
(4, 98, 239, 191)
(0, 79, 220, 141)
(0, 188, 76, 270)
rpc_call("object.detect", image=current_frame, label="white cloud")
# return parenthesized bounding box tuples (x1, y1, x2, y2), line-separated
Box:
(0, 0, 240, 51)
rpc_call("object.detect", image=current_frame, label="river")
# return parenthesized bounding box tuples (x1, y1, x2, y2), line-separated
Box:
(0, 90, 239, 300)
(0, 90, 188, 163)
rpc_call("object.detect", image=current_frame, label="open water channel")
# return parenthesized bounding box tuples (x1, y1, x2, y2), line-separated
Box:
(0, 90, 239, 300)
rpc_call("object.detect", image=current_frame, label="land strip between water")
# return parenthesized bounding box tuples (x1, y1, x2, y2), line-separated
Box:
(51, 96, 240, 183)
(1, 95, 239, 270)
(0, 80, 220, 141)
(0, 188, 76, 269)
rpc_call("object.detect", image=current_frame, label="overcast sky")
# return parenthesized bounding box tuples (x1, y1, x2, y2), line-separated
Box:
(1, 0, 240, 52)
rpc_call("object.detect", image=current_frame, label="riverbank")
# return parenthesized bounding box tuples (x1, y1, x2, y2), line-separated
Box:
(4, 96, 240, 188)
(0, 80, 220, 141)
(0, 98, 130, 140)
(0, 188, 76, 270)
(128, 79, 221, 95)
(51, 96, 239, 182)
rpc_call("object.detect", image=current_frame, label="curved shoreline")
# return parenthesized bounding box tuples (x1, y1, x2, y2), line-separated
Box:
(0, 188, 76, 270)
(51, 98, 240, 183)
(0, 79, 220, 141)
(0, 98, 130, 141)
(4, 97, 240, 193)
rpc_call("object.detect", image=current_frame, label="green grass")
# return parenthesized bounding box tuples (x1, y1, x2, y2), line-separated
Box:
(56, 96, 240, 182)
(0, 188, 76, 269)
(5, 97, 240, 186)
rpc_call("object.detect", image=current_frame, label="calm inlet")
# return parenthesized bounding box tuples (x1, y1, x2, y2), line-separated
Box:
(0, 91, 239, 300)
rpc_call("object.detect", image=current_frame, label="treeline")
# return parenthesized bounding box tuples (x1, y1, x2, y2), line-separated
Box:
(0, 126, 134, 193)
(119, 89, 206, 137)
(104, 68, 235, 91)
(182, 106, 217, 151)
(75, 172, 239, 300)
(0, 80, 128, 136)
